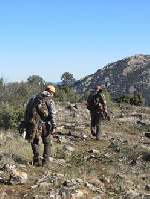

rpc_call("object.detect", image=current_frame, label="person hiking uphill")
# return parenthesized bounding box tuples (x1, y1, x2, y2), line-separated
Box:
(25, 85, 56, 167)
(86, 85, 108, 140)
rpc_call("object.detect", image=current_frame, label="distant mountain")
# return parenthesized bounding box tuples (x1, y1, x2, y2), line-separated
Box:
(52, 82, 63, 86)
(73, 54, 150, 106)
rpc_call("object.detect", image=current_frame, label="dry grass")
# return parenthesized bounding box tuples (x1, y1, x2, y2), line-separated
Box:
(0, 102, 150, 198)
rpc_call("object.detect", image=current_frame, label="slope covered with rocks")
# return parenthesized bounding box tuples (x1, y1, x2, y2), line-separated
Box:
(0, 102, 150, 198)
(73, 54, 150, 106)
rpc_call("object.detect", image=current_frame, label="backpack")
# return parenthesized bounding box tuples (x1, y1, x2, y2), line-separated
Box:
(34, 95, 50, 121)
(24, 94, 51, 142)
(25, 94, 50, 123)
(86, 94, 95, 111)
(86, 91, 103, 112)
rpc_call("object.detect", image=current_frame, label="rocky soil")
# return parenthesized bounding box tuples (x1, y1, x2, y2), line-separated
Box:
(0, 102, 150, 198)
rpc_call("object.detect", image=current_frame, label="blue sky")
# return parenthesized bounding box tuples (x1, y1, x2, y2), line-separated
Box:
(0, 0, 150, 83)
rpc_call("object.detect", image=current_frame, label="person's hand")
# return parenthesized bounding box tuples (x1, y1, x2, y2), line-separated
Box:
(104, 110, 108, 116)
(104, 111, 110, 121)
(103, 110, 110, 121)
(51, 128, 56, 135)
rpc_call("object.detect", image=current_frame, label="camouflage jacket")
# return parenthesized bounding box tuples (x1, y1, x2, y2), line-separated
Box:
(25, 91, 56, 129)
(87, 90, 107, 113)
(39, 91, 56, 129)
(46, 97, 56, 129)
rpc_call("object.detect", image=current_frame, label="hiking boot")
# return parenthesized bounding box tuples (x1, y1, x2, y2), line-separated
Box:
(33, 161, 41, 167)
(91, 131, 96, 136)
(33, 157, 41, 167)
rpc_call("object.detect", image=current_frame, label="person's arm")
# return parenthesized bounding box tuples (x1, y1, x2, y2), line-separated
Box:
(101, 93, 107, 113)
(101, 94, 110, 120)
(47, 100, 56, 134)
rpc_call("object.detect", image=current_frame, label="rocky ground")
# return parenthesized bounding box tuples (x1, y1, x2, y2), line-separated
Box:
(0, 102, 150, 198)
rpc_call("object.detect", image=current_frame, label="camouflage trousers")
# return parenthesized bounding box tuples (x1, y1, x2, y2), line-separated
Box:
(90, 111, 103, 139)
(26, 121, 52, 166)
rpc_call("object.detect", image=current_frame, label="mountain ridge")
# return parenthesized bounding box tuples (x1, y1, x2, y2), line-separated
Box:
(73, 54, 150, 106)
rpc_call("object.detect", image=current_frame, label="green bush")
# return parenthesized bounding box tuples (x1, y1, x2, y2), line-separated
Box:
(0, 104, 24, 130)
(115, 93, 145, 106)
(55, 85, 79, 102)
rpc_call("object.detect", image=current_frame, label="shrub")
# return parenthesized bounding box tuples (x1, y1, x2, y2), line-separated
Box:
(0, 104, 24, 130)
(115, 93, 145, 106)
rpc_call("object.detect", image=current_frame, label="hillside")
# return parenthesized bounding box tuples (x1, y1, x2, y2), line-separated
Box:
(0, 102, 150, 198)
(73, 54, 150, 106)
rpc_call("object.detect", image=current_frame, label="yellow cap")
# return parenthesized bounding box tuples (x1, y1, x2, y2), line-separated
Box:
(46, 85, 56, 93)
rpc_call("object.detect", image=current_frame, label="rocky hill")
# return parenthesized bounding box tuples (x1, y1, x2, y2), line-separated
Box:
(73, 54, 150, 106)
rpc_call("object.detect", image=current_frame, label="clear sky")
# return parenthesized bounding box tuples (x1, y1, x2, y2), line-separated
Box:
(0, 0, 150, 83)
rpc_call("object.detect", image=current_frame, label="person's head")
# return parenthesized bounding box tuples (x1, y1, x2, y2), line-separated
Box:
(45, 85, 55, 96)
(95, 85, 102, 92)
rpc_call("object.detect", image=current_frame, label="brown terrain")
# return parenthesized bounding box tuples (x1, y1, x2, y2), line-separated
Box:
(0, 101, 150, 198)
